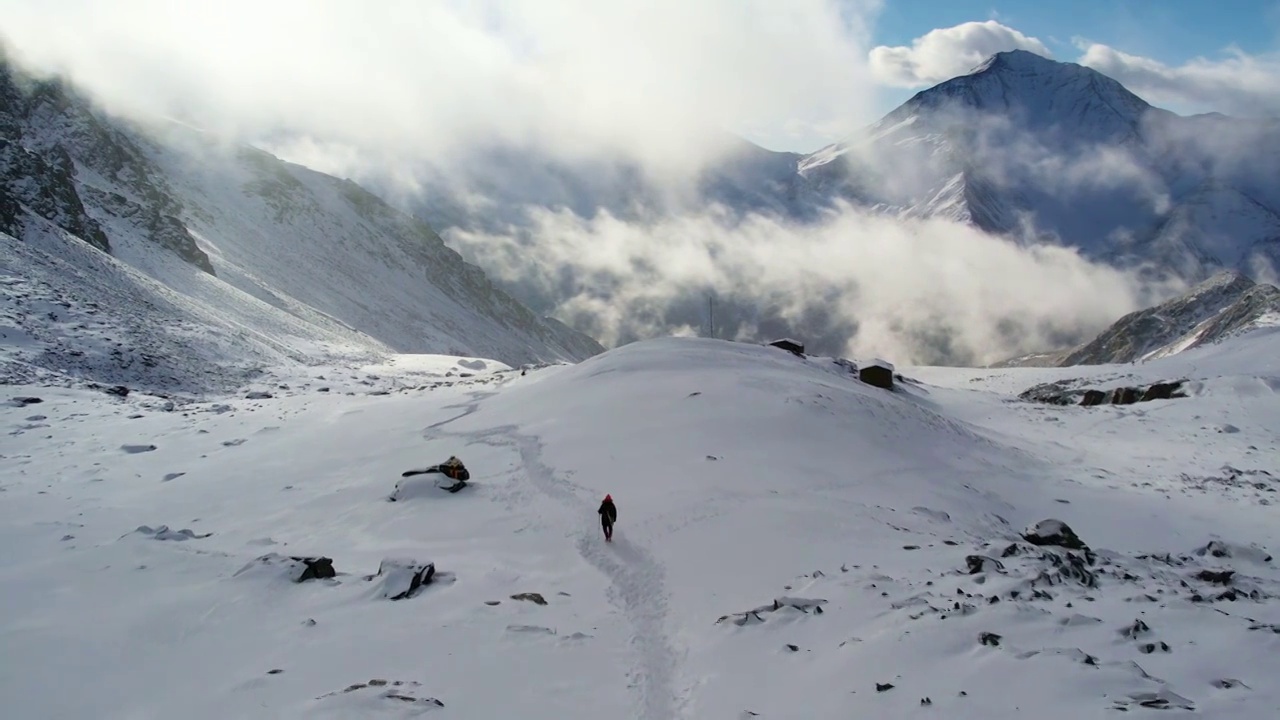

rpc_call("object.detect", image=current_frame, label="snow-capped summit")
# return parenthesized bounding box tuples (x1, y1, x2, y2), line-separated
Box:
(797, 51, 1280, 285)
(885, 49, 1156, 145)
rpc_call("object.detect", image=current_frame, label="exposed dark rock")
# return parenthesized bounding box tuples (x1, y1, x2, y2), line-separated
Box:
(1195, 569, 1235, 585)
(1019, 379, 1187, 407)
(785, 643, 800, 652)
(1022, 519, 1087, 550)
(369, 558, 436, 600)
(104, 385, 129, 398)
(511, 592, 547, 605)
(979, 631, 1002, 647)
(11, 396, 43, 406)
(876, 683, 895, 692)
(1080, 389, 1107, 406)
(966, 555, 1005, 574)
(293, 556, 336, 582)
(1109, 386, 1140, 405)
(1120, 619, 1150, 638)
(134, 524, 211, 541)
(1140, 382, 1183, 402)
(245, 391, 273, 400)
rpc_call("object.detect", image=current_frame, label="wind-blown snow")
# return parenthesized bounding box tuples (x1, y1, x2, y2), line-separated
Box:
(3, 330, 1278, 718)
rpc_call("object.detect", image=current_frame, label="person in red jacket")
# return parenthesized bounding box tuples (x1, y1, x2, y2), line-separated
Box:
(598, 494, 617, 541)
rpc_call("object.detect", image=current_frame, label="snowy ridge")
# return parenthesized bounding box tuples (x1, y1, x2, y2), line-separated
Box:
(997, 270, 1280, 367)
(4, 335, 1279, 717)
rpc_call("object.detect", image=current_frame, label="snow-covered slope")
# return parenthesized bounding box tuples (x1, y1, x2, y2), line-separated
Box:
(1, 226, 390, 393)
(796, 50, 1280, 283)
(3, 333, 1278, 718)
(0, 52, 603, 381)
(998, 270, 1280, 367)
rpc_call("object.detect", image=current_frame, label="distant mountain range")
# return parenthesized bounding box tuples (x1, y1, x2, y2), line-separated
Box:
(4, 44, 1279, 381)
(0, 48, 602, 391)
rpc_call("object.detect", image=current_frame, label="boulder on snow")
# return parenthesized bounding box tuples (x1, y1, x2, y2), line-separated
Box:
(1140, 382, 1185, 402)
(511, 592, 547, 605)
(245, 391, 273, 400)
(369, 558, 436, 600)
(1022, 519, 1087, 550)
(965, 555, 1005, 574)
(10, 396, 43, 406)
(234, 553, 338, 583)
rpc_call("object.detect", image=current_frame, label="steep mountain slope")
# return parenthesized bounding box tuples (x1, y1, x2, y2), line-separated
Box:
(996, 270, 1280, 367)
(3, 335, 1279, 718)
(0, 51, 603, 378)
(1, 227, 388, 392)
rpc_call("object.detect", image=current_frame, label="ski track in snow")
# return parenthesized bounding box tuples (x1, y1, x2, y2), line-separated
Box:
(426, 388, 687, 720)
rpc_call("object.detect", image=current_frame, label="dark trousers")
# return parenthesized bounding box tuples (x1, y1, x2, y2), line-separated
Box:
(601, 517, 613, 539)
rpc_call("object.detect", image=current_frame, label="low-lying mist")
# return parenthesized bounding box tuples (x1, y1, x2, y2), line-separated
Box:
(445, 201, 1172, 366)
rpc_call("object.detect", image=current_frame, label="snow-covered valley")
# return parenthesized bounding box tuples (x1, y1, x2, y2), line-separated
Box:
(4, 332, 1278, 719)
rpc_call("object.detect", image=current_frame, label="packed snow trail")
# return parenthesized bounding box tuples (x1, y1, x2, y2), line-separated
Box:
(424, 389, 690, 720)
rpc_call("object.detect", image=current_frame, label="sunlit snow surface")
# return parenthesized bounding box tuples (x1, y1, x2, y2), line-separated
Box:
(3, 334, 1279, 718)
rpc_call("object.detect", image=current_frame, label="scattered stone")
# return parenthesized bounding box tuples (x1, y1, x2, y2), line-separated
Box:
(11, 396, 43, 406)
(876, 683, 895, 692)
(1022, 519, 1087, 550)
(485, 600, 501, 606)
(979, 632, 1002, 647)
(162, 472, 186, 482)
(104, 385, 129, 398)
(134, 525, 211, 541)
(965, 555, 1004, 574)
(121, 444, 158, 454)
(511, 592, 547, 605)
(369, 558, 436, 600)
(1138, 641, 1171, 654)
(245, 391, 273, 400)
(1120, 619, 1150, 638)
(920, 697, 932, 706)
(267, 669, 284, 675)
(235, 553, 336, 583)
(785, 644, 800, 652)
(303, 618, 317, 626)
(903, 545, 920, 550)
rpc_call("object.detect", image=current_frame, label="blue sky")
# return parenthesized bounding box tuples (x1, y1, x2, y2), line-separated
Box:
(875, 0, 1279, 60)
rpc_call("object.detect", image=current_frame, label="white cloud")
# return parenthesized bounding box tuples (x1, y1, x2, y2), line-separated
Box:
(869, 20, 1052, 88)
(1075, 42, 1280, 117)
(0, 0, 883, 179)
(446, 203, 1148, 366)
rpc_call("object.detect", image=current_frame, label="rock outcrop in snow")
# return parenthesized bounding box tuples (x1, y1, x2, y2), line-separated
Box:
(999, 270, 1280, 367)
